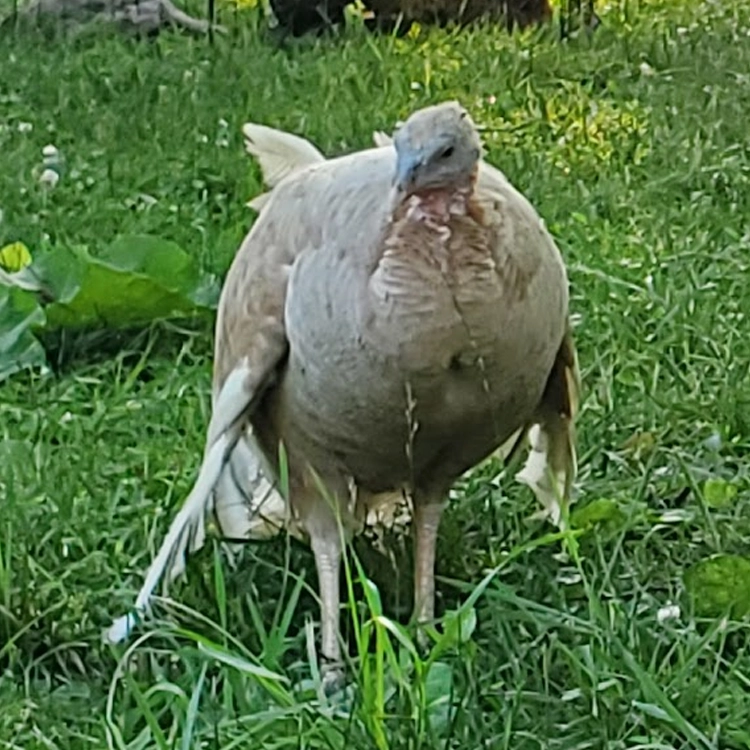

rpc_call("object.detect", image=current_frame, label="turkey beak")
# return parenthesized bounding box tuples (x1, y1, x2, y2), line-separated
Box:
(394, 152, 422, 194)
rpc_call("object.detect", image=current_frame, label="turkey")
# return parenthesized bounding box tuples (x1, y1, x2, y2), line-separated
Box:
(108, 101, 580, 693)
(267, 0, 552, 36)
(268, 0, 348, 36)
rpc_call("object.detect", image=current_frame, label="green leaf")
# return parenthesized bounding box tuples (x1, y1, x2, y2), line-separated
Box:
(0, 234, 222, 381)
(620, 646, 714, 750)
(0, 439, 35, 469)
(33, 236, 220, 330)
(684, 554, 750, 619)
(101, 235, 219, 309)
(197, 641, 289, 683)
(702, 478, 738, 509)
(29, 246, 86, 305)
(570, 498, 626, 538)
(360, 576, 383, 618)
(424, 660, 453, 734)
(0, 265, 46, 294)
(632, 700, 672, 722)
(180, 662, 207, 750)
(0, 284, 47, 381)
(441, 606, 477, 647)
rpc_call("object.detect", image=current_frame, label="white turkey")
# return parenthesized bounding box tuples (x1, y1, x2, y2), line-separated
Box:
(108, 101, 580, 692)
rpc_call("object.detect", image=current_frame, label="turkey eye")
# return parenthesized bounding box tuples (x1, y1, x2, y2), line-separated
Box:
(440, 146, 454, 159)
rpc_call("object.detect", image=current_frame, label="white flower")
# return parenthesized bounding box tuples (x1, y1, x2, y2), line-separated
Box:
(656, 604, 681, 623)
(17, 121, 33, 133)
(39, 168, 59, 188)
(639, 62, 655, 77)
(42, 144, 59, 159)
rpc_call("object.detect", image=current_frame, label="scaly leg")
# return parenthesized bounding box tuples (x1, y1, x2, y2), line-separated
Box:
(412, 500, 445, 640)
(310, 528, 344, 694)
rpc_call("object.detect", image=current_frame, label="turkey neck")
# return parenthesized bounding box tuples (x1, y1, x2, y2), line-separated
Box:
(366, 186, 506, 365)
(266, 184, 543, 490)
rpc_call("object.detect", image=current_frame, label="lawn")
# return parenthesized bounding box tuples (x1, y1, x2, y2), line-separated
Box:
(2, 0, 750, 747)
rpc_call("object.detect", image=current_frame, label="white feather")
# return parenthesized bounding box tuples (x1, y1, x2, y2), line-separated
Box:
(243, 125, 393, 213)
(246, 192, 271, 213)
(107, 362, 261, 644)
(106, 431, 234, 643)
(214, 428, 297, 541)
(207, 363, 254, 444)
(242, 122, 325, 210)
(515, 424, 568, 528)
(372, 130, 393, 148)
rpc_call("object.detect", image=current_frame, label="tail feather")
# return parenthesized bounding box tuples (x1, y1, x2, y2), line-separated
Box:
(372, 130, 393, 148)
(242, 123, 325, 212)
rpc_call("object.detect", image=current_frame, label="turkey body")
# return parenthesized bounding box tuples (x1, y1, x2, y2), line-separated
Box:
(362, 0, 551, 31)
(109, 103, 578, 694)
(216, 145, 568, 523)
(267, 0, 551, 36)
(268, 0, 348, 35)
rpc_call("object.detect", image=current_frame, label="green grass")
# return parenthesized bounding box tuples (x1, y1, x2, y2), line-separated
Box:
(2, 0, 750, 747)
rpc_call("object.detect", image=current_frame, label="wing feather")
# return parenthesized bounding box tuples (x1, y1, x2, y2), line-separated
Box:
(515, 325, 580, 528)
(108, 130, 326, 643)
(107, 361, 257, 643)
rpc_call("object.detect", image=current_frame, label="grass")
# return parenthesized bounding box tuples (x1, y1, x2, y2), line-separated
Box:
(2, 0, 750, 747)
